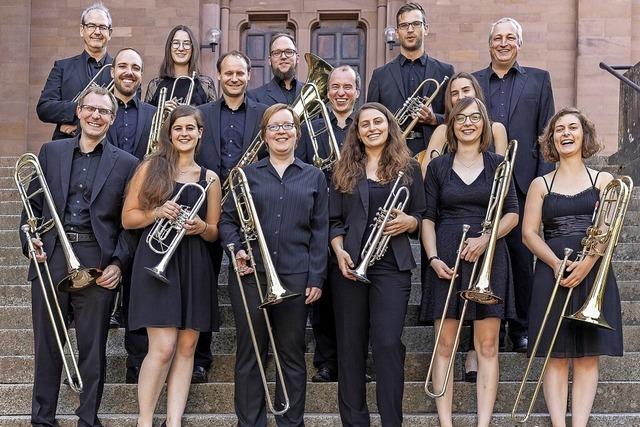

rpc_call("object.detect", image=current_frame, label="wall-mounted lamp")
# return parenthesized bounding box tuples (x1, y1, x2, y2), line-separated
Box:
(202, 28, 222, 53)
(384, 26, 399, 51)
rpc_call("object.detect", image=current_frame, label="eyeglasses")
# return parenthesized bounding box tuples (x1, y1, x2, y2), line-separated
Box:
(266, 122, 295, 132)
(80, 104, 113, 117)
(82, 23, 111, 33)
(397, 21, 424, 31)
(171, 40, 193, 50)
(454, 113, 483, 124)
(270, 49, 297, 58)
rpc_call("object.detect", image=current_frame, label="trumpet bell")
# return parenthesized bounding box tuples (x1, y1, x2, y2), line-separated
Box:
(459, 288, 503, 305)
(145, 266, 170, 285)
(564, 307, 614, 330)
(57, 267, 102, 293)
(348, 266, 372, 285)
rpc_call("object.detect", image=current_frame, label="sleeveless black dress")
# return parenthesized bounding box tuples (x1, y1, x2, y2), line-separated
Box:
(420, 152, 517, 323)
(128, 167, 219, 332)
(528, 169, 623, 357)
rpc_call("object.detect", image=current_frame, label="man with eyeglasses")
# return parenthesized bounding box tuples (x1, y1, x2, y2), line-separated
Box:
(21, 85, 138, 427)
(367, 2, 454, 156)
(473, 17, 555, 354)
(37, 3, 114, 140)
(248, 33, 304, 106)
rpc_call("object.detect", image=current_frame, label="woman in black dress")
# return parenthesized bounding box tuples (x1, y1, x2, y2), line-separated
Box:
(145, 25, 217, 108)
(421, 97, 518, 427)
(330, 102, 425, 427)
(123, 105, 221, 427)
(522, 107, 622, 427)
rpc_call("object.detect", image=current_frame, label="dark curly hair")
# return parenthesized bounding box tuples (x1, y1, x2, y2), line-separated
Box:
(539, 107, 602, 163)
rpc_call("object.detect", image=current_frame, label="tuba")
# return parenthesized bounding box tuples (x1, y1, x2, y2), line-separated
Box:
(146, 177, 215, 284)
(512, 176, 633, 423)
(226, 167, 300, 415)
(349, 172, 410, 284)
(145, 87, 168, 158)
(424, 140, 517, 398)
(72, 64, 115, 103)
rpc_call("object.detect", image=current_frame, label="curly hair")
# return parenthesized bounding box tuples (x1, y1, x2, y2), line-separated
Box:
(332, 102, 413, 193)
(445, 97, 493, 154)
(539, 107, 602, 163)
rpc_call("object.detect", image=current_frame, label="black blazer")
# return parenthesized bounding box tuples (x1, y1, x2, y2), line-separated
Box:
(106, 98, 156, 161)
(473, 65, 555, 194)
(36, 51, 114, 140)
(196, 97, 268, 175)
(247, 77, 304, 106)
(19, 136, 139, 281)
(329, 160, 426, 272)
(367, 55, 454, 154)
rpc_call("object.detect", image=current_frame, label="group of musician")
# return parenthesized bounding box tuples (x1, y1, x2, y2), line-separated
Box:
(21, 2, 626, 427)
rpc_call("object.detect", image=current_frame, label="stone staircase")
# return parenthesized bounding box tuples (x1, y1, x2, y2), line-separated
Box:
(0, 156, 639, 426)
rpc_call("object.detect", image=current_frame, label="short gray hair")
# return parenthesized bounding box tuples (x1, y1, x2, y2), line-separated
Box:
(77, 85, 118, 116)
(81, 2, 112, 28)
(329, 65, 361, 92)
(489, 17, 523, 46)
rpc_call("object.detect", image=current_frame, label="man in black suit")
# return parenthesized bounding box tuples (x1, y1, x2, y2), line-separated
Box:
(195, 50, 267, 383)
(367, 2, 454, 156)
(21, 85, 138, 427)
(247, 33, 303, 106)
(473, 17, 555, 352)
(37, 3, 114, 140)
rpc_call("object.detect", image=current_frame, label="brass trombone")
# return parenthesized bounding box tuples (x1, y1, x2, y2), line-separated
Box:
(227, 167, 299, 415)
(395, 75, 449, 139)
(511, 176, 633, 423)
(349, 172, 410, 284)
(145, 87, 168, 157)
(72, 64, 115, 103)
(146, 177, 215, 284)
(169, 71, 197, 105)
(424, 141, 517, 398)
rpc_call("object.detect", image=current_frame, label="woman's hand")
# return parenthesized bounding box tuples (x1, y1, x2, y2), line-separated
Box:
(234, 249, 254, 276)
(431, 258, 454, 280)
(384, 209, 416, 236)
(561, 256, 598, 288)
(460, 234, 490, 262)
(335, 248, 357, 281)
(184, 215, 206, 235)
(154, 200, 181, 222)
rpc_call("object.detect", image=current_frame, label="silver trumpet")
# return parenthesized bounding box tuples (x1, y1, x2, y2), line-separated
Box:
(72, 64, 115, 103)
(349, 172, 410, 284)
(145, 177, 215, 284)
(145, 87, 168, 158)
(169, 71, 197, 105)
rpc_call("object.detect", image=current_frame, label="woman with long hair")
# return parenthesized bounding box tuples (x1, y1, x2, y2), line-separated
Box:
(522, 107, 622, 427)
(421, 97, 518, 427)
(330, 102, 425, 426)
(123, 105, 221, 427)
(145, 25, 217, 107)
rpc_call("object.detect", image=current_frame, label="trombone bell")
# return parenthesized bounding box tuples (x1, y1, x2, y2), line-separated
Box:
(564, 306, 613, 330)
(258, 285, 299, 309)
(57, 267, 102, 293)
(459, 274, 503, 305)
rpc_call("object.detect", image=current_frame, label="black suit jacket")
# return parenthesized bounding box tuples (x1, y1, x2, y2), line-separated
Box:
(473, 64, 555, 193)
(106, 98, 156, 161)
(367, 55, 454, 154)
(36, 52, 114, 141)
(196, 97, 268, 175)
(247, 77, 304, 106)
(20, 136, 139, 281)
(329, 160, 426, 272)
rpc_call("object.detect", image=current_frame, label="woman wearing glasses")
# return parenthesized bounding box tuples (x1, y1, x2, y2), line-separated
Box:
(220, 103, 328, 426)
(421, 97, 518, 427)
(145, 25, 217, 108)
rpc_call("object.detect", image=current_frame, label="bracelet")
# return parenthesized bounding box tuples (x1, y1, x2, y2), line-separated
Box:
(427, 255, 440, 265)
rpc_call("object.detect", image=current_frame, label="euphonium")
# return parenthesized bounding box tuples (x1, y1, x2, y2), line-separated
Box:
(145, 87, 167, 157)
(146, 177, 215, 284)
(395, 75, 449, 139)
(349, 172, 410, 284)
(72, 64, 115, 103)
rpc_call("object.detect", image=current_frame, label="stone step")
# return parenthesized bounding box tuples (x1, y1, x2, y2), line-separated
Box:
(0, 413, 637, 427)
(0, 381, 638, 415)
(1, 351, 639, 384)
(3, 325, 640, 357)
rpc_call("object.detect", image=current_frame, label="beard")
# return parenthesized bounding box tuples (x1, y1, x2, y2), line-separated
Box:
(401, 36, 423, 52)
(273, 64, 296, 82)
(114, 79, 139, 98)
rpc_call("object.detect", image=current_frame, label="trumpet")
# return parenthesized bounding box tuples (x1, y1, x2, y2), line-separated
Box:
(169, 71, 197, 105)
(512, 176, 633, 423)
(72, 64, 114, 103)
(146, 177, 215, 284)
(395, 76, 449, 139)
(145, 87, 168, 157)
(425, 141, 517, 398)
(299, 82, 340, 171)
(227, 167, 299, 415)
(349, 172, 410, 284)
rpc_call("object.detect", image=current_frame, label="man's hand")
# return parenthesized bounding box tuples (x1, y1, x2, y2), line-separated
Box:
(235, 249, 254, 276)
(96, 264, 121, 290)
(60, 124, 78, 136)
(417, 104, 437, 126)
(305, 286, 322, 304)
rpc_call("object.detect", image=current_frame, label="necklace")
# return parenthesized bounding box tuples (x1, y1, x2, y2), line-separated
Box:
(455, 156, 481, 169)
(177, 164, 197, 175)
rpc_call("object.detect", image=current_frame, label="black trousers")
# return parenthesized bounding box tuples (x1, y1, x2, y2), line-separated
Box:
(332, 265, 411, 427)
(311, 272, 337, 372)
(124, 241, 222, 369)
(31, 242, 113, 427)
(504, 188, 533, 338)
(229, 269, 308, 427)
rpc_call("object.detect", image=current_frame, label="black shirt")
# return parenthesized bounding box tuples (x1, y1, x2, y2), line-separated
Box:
(82, 50, 108, 81)
(219, 100, 247, 183)
(276, 77, 298, 105)
(113, 97, 139, 155)
(399, 53, 428, 100)
(64, 139, 104, 233)
(220, 157, 329, 286)
(488, 63, 522, 126)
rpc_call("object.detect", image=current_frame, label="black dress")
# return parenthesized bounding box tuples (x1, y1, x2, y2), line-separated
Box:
(128, 167, 219, 332)
(528, 169, 623, 357)
(420, 151, 518, 323)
